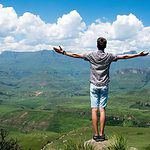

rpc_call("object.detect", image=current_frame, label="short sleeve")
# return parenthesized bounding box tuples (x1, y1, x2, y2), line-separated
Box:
(109, 53, 118, 62)
(82, 52, 93, 61)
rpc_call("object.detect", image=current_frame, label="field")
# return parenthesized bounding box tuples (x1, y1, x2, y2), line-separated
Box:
(1, 92, 150, 149)
(0, 51, 150, 149)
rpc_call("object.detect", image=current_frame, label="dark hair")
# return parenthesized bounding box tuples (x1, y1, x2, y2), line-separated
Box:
(97, 37, 107, 50)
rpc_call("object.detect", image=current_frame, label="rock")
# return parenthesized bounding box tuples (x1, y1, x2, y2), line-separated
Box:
(84, 139, 111, 150)
(84, 139, 138, 150)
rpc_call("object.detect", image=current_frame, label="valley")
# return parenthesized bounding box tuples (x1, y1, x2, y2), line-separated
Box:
(0, 50, 150, 149)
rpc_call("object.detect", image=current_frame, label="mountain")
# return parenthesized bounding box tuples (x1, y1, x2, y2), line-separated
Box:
(0, 50, 150, 100)
(1, 50, 149, 73)
(123, 50, 137, 54)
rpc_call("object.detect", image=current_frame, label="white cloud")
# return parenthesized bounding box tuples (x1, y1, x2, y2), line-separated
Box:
(77, 13, 149, 54)
(78, 21, 112, 50)
(136, 27, 150, 49)
(0, 4, 17, 37)
(0, 4, 149, 54)
(16, 12, 48, 45)
(55, 10, 86, 38)
(112, 13, 143, 40)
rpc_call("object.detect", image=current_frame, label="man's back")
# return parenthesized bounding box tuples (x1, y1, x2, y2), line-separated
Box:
(83, 50, 116, 86)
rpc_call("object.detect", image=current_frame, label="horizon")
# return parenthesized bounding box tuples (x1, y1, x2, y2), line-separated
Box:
(1, 49, 150, 56)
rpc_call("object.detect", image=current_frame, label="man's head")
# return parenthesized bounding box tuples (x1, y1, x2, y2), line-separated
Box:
(97, 37, 107, 50)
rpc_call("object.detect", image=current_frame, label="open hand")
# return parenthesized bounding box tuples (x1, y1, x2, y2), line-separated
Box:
(139, 51, 149, 56)
(53, 46, 64, 54)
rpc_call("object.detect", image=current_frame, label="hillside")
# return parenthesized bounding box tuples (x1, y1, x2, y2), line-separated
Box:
(0, 50, 149, 109)
(0, 50, 150, 149)
(0, 50, 150, 96)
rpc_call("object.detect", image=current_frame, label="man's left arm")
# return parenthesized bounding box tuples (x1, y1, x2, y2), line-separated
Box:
(53, 46, 84, 59)
(115, 51, 149, 60)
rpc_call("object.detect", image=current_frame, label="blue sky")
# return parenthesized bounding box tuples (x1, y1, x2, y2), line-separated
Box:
(0, 0, 150, 53)
(1, 0, 150, 25)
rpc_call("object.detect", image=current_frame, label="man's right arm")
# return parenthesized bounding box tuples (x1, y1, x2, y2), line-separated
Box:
(53, 46, 84, 59)
(115, 51, 149, 60)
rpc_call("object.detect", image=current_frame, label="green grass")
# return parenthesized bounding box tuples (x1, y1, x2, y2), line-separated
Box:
(44, 126, 150, 150)
(1, 91, 149, 133)
(0, 105, 20, 115)
(1, 109, 54, 132)
(107, 135, 127, 150)
(60, 96, 90, 109)
(19, 126, 150, 150)
(9, 131, 60, 150)
(107, 126, 150, 150)
(63, 139, 94, 150)
(0, 80, 149, 149)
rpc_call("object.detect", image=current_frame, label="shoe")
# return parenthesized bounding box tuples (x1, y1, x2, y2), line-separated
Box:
(98, 134, 105, 142)
(93, 135, 100, 142)
(93, 134, 106, 142)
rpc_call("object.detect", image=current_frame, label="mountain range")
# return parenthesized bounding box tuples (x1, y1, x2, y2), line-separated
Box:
(0, 50, 150, 100)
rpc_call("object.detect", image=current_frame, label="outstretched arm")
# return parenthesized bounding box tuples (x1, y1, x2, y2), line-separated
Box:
(116, 51, 149, 60)
(53, 46, 84, 59)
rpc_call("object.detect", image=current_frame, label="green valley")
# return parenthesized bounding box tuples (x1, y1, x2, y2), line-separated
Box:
(0, 51, 150, 149)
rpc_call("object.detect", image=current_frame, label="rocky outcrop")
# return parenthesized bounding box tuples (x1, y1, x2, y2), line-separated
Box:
(84, 139, 111, 150)
(84, 139, 138, 150)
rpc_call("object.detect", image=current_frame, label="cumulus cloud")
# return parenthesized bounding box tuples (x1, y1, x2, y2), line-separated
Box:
(77, 13, 149, 54)
(78, 21, 111, 48)
(0, 4, 149, 54)
(112, 13, 143, 40)
(0, 4, 17, 37)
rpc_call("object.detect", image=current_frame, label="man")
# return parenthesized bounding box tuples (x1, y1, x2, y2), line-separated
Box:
(53, 37, 149, 142)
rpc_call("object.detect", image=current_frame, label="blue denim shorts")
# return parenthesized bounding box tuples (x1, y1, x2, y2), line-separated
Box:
(90, 83, 109, 108)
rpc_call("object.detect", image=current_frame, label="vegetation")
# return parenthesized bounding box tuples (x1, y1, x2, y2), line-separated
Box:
(107, 135, 127, 150)
(130, 101, 150, 110)
(64, 139, 94, 150)
(0, 51, 149, 149)
(0, 128, 22, 150)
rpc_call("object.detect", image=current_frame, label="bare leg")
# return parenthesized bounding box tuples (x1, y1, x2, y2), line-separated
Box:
(92, 108, 98, 136)
(99, 107, 106, 136)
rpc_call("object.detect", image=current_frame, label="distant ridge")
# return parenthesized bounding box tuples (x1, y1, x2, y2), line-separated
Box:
(0, 50, 149, 95)
(123, 50, 137, 54)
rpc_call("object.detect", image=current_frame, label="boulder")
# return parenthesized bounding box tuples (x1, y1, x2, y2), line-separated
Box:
(84, 139, 111, 150)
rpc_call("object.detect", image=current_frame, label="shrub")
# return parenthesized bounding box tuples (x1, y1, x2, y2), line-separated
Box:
(107, 135, 128, 150)
(64, 139, 94, 150)
(0, 128, 22, 150)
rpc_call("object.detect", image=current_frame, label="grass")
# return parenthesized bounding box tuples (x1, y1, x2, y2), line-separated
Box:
(106, 126, 150, 150)
(43, 126, 150, 150)
(63, 139, 94, 150)
(0, 105, 20, 115)
(9, 131, 60, 150)
(1, 92, 149, 133)
(0, 83, 149, 149)
(107, 135, 128, 150)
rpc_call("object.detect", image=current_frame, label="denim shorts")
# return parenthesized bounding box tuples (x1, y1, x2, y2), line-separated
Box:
(90, 83, 109, 108)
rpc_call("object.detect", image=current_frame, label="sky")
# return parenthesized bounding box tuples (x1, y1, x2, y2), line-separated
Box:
(0, 0, 150, 54)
